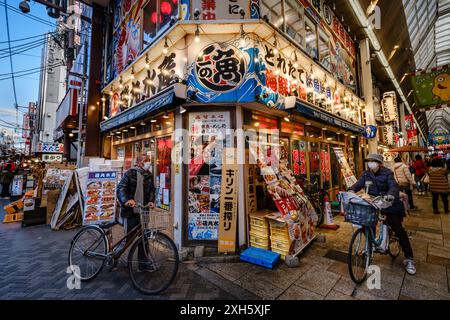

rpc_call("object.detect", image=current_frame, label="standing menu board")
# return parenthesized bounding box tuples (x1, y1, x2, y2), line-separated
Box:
(333, 147, 357, 188)
(83, 171, 117, 225)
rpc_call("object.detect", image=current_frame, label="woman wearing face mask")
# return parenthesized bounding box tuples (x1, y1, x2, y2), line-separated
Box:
(117, 155, 156, 271)
(349, 153, 416, 275)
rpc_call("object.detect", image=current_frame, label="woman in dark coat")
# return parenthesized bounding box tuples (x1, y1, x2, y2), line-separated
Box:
(349, 153, 416, 275)
(0, 160, 15, 199)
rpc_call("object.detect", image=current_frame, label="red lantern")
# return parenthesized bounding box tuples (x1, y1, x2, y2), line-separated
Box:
(161, 2, 172, 15)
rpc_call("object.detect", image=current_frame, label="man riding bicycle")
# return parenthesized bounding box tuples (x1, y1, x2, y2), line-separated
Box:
(348, 153, 416, 275)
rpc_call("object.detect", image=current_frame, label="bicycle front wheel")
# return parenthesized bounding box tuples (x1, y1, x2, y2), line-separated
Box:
(128, 232, 179, 295)
(68, 226, 108, 281)
(348, 227, 371, 284)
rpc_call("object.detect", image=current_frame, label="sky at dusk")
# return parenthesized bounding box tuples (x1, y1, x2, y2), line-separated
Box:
(0, 0, 56, 141)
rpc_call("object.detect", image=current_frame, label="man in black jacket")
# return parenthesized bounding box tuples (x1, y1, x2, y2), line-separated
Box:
(117, 155, 155, 270)
(349, 153, 416, 275)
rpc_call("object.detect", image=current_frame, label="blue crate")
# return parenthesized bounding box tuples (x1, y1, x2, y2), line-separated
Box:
(240, 247, 280, 269)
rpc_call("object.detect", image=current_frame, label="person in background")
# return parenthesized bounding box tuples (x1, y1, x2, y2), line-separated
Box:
(412, 154, 427, 195)
(428, 158, 449, 214)
(349, 153, 416, 275)
(0, 160, 16, 199)
(393, 156, 417, 210)
(117, 155, 155, 271)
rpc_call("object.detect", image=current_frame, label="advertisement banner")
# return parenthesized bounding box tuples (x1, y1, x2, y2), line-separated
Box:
(429, 132, 450, 145)
(11, 175, 24, 196)
(332, 147, 357, 188)
(192, 0, 253, 20)
(36, 143, 64, 153)
(83, 171, 117, 225)
(411, 65, 450, 107)
(42, 154, 63, 163)
(381, 92, 398, 123)
(188, 111, 230, 240)
(218, 148, 238, 253)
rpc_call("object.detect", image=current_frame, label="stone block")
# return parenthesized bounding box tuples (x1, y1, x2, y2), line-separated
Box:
(285, 255, 300, 268)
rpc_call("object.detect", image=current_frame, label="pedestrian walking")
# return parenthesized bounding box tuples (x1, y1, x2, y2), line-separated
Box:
(412, 155, 427, 195)
(0, 160, 16, 199)
(393, 156, 417, 210)
(428, 158, 450, 214)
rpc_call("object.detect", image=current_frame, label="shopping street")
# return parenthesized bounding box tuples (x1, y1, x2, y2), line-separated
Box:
(2, 194, 449, 301)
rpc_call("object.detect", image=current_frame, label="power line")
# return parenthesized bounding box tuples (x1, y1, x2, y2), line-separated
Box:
(3, 0, 18, 116)
(0, 61, 64, 77)
(0, 31, 58, 44)
(0, 62, 65, 81)
(0, 1, 55, 28)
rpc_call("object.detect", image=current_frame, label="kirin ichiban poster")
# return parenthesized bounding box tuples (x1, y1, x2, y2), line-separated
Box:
(83, 171, 118, 225)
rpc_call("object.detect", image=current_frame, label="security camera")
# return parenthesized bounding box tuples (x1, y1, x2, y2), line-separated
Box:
(19, 0, 30, 13)
(193, 8, 200, 20)
(239, 8, 246, 19)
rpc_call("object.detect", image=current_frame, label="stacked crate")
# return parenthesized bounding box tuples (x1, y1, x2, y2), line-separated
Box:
(249, 214, 270, 250)
(269, 220, 291, 260)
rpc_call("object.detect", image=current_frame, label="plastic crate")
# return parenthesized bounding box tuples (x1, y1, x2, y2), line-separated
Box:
(270, 226, 290, 240)
(249, 225, 270, 237)
(271, 248, 290, 261)
(249, 217, 268, 228)
(270, 237, 290, 251)
(249, 232, 270, 247)
(240, 247, 280, 269)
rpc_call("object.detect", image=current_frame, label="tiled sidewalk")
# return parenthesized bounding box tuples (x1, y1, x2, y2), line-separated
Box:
(0, 199, 234, 300)
(1, 194, 449, 300)
(195, 193, 450, 300)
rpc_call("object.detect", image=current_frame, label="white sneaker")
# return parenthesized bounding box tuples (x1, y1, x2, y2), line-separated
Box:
(404, 259, 416, 275)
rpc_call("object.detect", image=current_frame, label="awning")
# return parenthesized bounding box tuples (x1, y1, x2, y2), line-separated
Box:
(295, 101, 364, 134)
(100, 84, 186, 133)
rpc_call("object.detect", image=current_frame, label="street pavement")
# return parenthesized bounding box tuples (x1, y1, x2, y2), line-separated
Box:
(0, 199, 234, 300)
(1, 193, 450, 300)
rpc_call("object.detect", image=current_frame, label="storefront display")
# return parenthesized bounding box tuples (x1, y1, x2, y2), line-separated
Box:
(332, 147, 357, 188)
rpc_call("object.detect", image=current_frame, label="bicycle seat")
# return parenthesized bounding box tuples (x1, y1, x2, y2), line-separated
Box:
(98, 221, 119, 229)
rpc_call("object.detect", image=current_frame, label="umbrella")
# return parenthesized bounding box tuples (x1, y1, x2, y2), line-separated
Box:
(388, 145, 428, 153)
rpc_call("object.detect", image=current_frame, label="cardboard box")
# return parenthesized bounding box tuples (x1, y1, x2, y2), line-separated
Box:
(46, 190, 61, 224)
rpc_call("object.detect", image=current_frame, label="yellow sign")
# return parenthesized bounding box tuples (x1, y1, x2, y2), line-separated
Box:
(218, 148, 238, 253)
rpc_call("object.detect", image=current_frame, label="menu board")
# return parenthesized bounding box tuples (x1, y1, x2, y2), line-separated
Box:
(332, 147, 357, 188)
(187, 111, 230, 240)
(44, 169, 73, 189)
(83, 171, 117, 225)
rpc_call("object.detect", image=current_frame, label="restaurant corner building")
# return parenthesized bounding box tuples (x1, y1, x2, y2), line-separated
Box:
(98, 0, 371, 250)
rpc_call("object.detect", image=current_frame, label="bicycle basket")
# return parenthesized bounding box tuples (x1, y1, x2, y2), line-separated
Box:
(139, 208, 170, 231)
(343, 202, 378, 227)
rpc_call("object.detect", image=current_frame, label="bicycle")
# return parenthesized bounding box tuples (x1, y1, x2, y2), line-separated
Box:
(68, 204, 179, 295)
(303, 181, 329, 227)
(340, 192, 401, 284)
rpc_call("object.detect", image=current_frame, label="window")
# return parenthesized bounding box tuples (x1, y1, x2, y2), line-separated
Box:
(261, 0, 284, 30)
(143, 1, 179, 47)
(284, 0, 305, 46)
(318, 27, 331, 71)
(305, 17, 318, 60)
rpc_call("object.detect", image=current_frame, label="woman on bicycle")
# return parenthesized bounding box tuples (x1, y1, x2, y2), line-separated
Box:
(349, 153, 416, 275)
